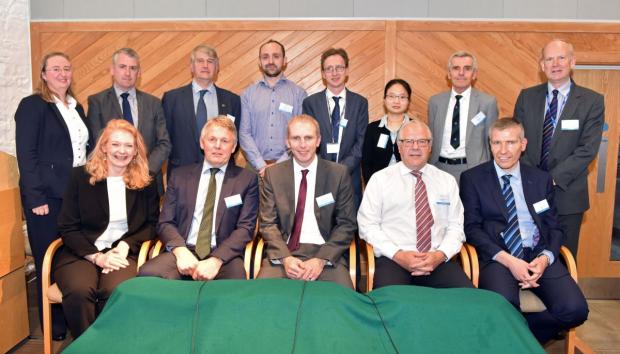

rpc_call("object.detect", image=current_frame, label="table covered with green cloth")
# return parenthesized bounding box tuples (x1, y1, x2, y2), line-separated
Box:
(64, 277, 543, 354)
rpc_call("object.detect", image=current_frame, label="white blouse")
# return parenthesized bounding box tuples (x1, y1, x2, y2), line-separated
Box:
(54, 95, 89, 166)
(94, 176, 128, 251)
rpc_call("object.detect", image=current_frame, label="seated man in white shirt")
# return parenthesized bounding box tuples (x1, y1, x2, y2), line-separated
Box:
(358, 119, 473, 289)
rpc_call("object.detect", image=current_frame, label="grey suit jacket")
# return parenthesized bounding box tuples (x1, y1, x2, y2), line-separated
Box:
(428, 87, 498, 169)
(87, 87, 171, 193)
(157, 162, 259, 263)
(514, 82, 604, 215)
(302, 88, 368, 207)
(259, 158, 357, 264)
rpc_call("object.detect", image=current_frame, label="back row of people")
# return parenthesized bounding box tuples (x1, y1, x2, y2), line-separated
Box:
(15, 38, 602, 343)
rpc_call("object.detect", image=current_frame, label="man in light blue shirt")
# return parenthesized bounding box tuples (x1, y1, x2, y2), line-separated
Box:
(239, 39, 306, 177)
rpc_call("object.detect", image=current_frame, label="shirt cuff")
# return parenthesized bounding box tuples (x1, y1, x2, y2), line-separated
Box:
(539, 250, 555, 265)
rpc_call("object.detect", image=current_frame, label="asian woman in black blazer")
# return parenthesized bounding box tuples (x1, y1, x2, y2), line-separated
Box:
(15, 52, 89, 340)
(55, 119, 159, 338)
(361, 79, 413, 183)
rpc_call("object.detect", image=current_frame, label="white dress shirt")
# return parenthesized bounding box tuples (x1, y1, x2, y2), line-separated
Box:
(358, 162, 465, 260)
(114, 85, 139, 128)
(439, 87, 471, 159)
(326, 88, 346, 162)
(186, 161, 227, 247)
(192, 80, 219, 122)
(94, 176, 128, 250)
(292, 156, 324, 245)
(54, 95, 89, 166)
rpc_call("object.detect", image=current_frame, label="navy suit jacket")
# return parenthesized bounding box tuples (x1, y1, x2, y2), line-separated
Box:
(514, 82, 604, 215)
(460, 161, 564, 275)
(162, 83, 241, 172)
(302, 89, 368, 206)
(157, 162, 259, 263)
(15, 94, 89, 209)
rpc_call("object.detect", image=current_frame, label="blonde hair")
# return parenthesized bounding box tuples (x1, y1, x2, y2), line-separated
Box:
(85, 119, 151, 189)
(201, 116, 238, 145)
(287, 114, 321, 138)
(36, 52, 76, 103)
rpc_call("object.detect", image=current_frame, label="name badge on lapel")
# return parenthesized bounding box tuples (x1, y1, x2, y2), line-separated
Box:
(532, 199, 550, 214)
(226, 114, 236, 123)
(471, 112, 486, 126)
(316, 193, 335, 208)
(224, 194, 243, 208)
(279, 102, 293, 114)
(339, 118, 348, 128)
(561, 120, 579, 130)
(377, 134, 389, 149)
(326, 143, 340, 154)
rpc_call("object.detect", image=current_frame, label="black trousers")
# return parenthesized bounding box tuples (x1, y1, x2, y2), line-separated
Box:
(138, 250, 247, 280)
(558, 213, 584, 260)
(373, 256, 474, 289)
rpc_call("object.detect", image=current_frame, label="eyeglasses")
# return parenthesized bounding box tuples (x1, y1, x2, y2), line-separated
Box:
(323, 65, 346, 74)
(385, 94, 409, 101)
(398, 138, 431, 148)
(45, 66, 72, 74)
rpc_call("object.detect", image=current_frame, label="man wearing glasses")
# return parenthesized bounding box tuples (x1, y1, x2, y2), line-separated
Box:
(302, 48, 368, 208)
(358, 120, 473, 289)
(428, 50, 498, 183)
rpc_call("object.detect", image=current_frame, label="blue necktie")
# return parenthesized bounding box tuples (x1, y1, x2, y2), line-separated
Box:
(120, 92, 134, 125)
(196, 89, 209, 135)
(540, 89, 558, 170)
(501, 175, 523, 258)
(330, 96, 341, 161)
(450, 95, 462, 149)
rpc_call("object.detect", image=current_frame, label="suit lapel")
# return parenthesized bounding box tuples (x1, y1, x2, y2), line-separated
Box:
(214, 84, 230, 115)
(125, 186, 138, 226)
(465, 89, 479, 145)
(135, 90, 148, 136)
(313, 159, 326, 227)
(95, 179, 110, 217)
(550, 83, 580, 152)
(215, 164, 236, 234)
(519, 165, 542, 228)
(486, 163, 509, 221)
(181, 84, 200, 143)
(280, 160, 296, 235)
(49, 103, 72, 144)
(436, 92, 451, 140)
(106, 87, 123, 118)
(317, 90, 333, 141)
(185, 164, 203, 222)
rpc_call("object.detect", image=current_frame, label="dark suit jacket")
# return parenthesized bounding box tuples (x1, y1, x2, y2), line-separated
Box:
(87, 87, 171, 193)
(57, 167, 159, 266)
(361, 118, 402, 183)
(428, 88, 498, 168)
(514, 82, 604, 215)
(302, 89, 368, 206)
(259, 158, 357, 264)
(157, 162, 259, 263)
(162, 83, 241, 172)
(15, 94, 88, 209)
(460, 161, 564, 273)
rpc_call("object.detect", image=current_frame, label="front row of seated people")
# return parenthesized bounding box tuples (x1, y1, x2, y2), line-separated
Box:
(54, 116, 587, 344)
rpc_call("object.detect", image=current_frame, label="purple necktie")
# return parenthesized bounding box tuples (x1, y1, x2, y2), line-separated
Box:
(288, 169, 309, 251)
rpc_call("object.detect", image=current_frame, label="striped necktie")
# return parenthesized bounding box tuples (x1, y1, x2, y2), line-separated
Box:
(540, 89, 558, 170)
(411, 170, 433, 252)
(501, 175, 523, 258)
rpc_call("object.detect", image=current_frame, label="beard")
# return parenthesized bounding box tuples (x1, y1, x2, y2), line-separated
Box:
(262, 65, 282, 78)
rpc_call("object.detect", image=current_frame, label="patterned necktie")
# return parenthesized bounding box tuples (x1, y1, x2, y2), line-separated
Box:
(450, 95, 462, 149)
(330, 96, 341, 162)
(501, 175, 523, 258)
(540, 89, 559, 171)
(195, 168, 219, 259)
(288, 169, 309, 252)
(120, 92, 134, 125)
(411, 170, 433, 252)
(196, 89, 209, 136)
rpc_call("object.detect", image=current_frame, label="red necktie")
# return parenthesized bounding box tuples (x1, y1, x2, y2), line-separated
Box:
(288, 169, 309, 251)
(411, 170, 433, 252)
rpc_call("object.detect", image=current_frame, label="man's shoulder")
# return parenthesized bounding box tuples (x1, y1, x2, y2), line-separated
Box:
(461, 160, 493, 181)
(169, 162, 201, 180)
(214, 85, 240, 100)
(303, 90, 325, 104)
(226, 163, 258, 183)
(428, 90, 450, 103)
(136, 89, 162, 104)
(87, 87, 114, 102)
(573, 83, 604, 101)
(471, 87, 497, 102)
(520, 163, 550, 181)
(519, 82, 547, 96)
(318, 158, 348, 175)
(345, 89, 368, 103)
(163, 83, 191, 98)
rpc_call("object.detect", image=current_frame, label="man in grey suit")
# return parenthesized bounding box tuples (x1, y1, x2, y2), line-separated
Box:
(257, 115, 357, 288)
(428, 50, 498, 183)
(139, 117, 259, 280)
(514, 39, 604, 257)
(87, 47, 171, 194)
(302, 48, 368, 207)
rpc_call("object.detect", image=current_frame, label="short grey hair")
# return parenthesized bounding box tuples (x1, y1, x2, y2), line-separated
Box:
(447, 50, 478, 72)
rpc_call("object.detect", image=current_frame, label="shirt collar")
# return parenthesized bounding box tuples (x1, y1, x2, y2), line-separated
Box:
(53, 94, 77, 109)
(397, 161, 429, 176)
(326, 87, 347, 101)
(293, 155, 318, 176)
(192, 80, 215, 94)
(493, 160, 522, 182)
(547, 80, 571, 98)
(378, 114, 412, 128)
(451, 86, 471, 100)
(259, 74, 288, 88)
(201, 160, 228, 175)
(113, 84, 137, 99)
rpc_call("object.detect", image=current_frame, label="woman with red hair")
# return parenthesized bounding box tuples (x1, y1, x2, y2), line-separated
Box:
(55, 119, 159, 338)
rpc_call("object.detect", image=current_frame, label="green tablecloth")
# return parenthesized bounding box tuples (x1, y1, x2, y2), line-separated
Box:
(65, 277, 543, 354)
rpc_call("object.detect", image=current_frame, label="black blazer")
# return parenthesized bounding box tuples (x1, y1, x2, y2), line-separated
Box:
(361, 118, 402, 183)
(57, 167, 159, 265)
(15, 94, 88, 209)
(162, 83, 241, 171)
(460, 161, 564, 272)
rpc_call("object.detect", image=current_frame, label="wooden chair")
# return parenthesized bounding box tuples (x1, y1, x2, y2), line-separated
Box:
(41, 238, 153, 354)
(364, 241, 472, 292)
(252, 237, 357, 289)
(148, 239, 256, 279)
(464, 244, 594, 354)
